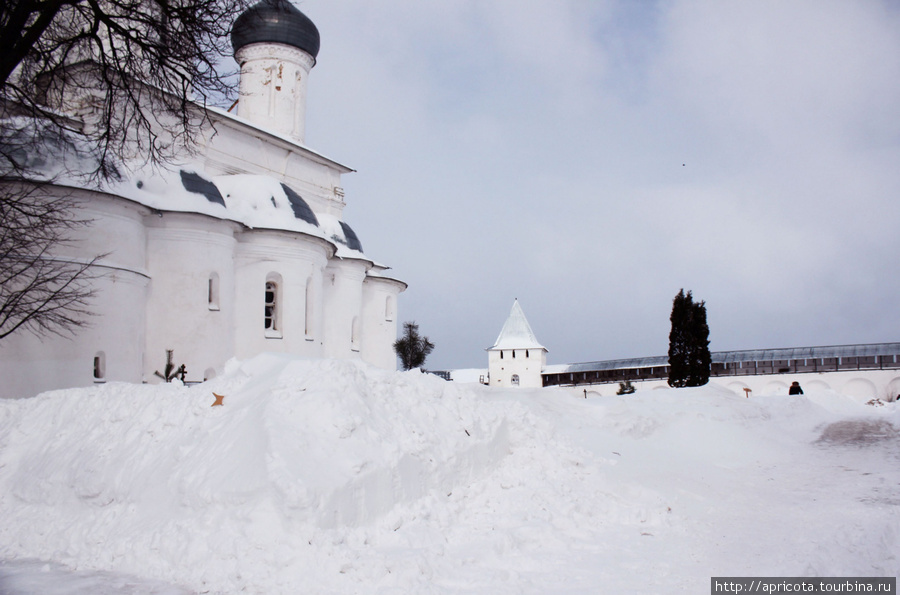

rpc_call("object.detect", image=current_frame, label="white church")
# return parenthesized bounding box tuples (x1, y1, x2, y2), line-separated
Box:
(0, 0, 406, 399)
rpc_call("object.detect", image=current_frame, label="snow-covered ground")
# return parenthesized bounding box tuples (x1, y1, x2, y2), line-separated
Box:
(1, 355, 897, 594)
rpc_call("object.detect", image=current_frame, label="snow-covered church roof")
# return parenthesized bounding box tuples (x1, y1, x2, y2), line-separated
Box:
(488, 299, 547, 352)
(0, 117, 370, 261)
(120, 167, 367, 258)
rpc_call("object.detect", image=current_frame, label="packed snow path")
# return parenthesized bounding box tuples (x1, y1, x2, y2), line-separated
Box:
(0, 355, 897, 594)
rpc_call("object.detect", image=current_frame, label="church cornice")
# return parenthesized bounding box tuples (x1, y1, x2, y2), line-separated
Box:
(235, 43, 316, 70)
(206, 106, 355, 174)
(235, 225, 337, 259)
(363, 274, 408, 291)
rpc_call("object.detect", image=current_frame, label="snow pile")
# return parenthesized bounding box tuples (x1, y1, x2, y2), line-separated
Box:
(0, 356, 898, 594)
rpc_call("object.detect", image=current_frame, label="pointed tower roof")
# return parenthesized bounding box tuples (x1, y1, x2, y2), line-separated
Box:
(488, 299, 547, 352)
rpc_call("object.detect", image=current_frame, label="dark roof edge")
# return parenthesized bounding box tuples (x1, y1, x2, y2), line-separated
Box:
(556, 342, 900, 372)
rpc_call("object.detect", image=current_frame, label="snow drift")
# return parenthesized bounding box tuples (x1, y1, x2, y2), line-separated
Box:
(0, 355, 898, 594)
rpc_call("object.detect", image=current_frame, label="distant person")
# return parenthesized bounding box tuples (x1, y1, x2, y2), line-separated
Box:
(789, 381, 804, 395)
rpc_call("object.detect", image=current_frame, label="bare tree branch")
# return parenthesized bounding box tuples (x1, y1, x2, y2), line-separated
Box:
(2, 0, 251, 178)
(0, 0, 251, 341)
(0, 181, 106, 339)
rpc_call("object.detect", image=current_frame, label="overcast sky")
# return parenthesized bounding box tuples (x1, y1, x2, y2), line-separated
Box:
(281, 0, 900, 370)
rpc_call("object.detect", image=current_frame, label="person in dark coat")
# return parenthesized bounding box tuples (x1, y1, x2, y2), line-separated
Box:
(789, 381, 803, 395)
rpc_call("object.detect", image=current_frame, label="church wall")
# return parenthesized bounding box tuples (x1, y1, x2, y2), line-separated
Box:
(321, 259, 368, 361)
(559, 369, 900, 402)
(0, 271, 148, 399)
(143, 213, 239, 384)
(77, 269, 148, 388)
(78, 192, 150, 274)
(359, 277, 405, 370)
(233, 230, 331, 361)
(202, 116, 347, 220)
(282, 151, 346, 219)
(87, 198, 150, 388)
(0, 191, 149, 398)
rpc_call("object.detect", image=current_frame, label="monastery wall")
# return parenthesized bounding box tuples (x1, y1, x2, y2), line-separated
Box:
(562, 369, 900, 403)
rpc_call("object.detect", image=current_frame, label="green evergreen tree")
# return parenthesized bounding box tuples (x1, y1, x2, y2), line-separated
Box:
(687, 298, 712, 387)
(393, 322, 435, 371)
(667, 289, 711, 388)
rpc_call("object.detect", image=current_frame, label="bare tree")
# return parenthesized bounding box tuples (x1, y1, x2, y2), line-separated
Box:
(1, 0, 250, 340)
(2, 0, 251, 176)
(0, 181, 103, 339)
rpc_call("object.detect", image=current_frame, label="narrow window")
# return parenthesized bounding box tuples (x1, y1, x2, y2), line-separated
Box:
(93, 351, 106, 382)
(264, 281, 277, 330)
(512, 350, 516, 358)
(264, 274, 283, 338)
(526, 350, 530, 358)
(208, 272, 220, 311)
(500, 351, 504, 359)
(385, 296, 394, 321)
(511, 374, 520, 386)
(351, 316, 360, 351)
(305, 278, 314, 338)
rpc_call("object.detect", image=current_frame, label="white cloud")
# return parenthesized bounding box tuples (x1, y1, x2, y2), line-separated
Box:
(298, 0, 900, 368)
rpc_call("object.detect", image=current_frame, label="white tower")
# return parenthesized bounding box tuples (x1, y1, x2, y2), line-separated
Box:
(231, 0, 319, 143)
(487, 299, 547, 388)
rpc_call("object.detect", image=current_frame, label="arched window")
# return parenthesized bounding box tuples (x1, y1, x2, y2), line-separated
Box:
(264, 282, 277, 329)
(93, 351, 106, 383)
(511, 374, 520, 386)
(264, 273, 283, 338)
(208, 272, 220, 311)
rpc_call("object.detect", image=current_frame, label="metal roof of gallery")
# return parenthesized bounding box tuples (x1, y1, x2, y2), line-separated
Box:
(549, 343, 900, 374)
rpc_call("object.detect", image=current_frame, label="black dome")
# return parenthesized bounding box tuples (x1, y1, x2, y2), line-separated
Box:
(231, 0, 320, 58)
